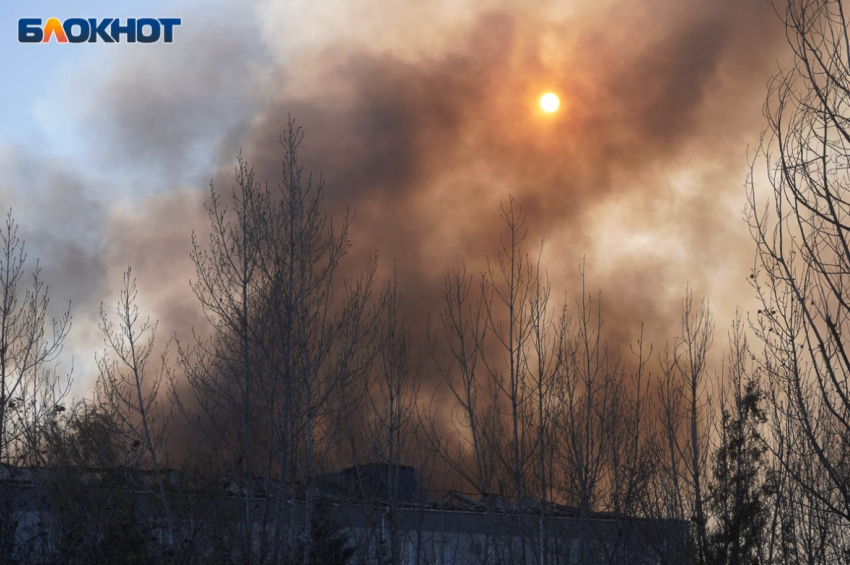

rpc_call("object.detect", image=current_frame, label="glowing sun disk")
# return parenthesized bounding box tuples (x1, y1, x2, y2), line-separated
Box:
(540, 92, 560, 113)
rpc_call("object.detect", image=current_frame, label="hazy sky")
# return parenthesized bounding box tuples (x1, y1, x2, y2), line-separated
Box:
(0, 0, 788, 397)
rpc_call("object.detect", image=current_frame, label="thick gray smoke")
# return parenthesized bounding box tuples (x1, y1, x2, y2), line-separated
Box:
(1, 0, 785, 412)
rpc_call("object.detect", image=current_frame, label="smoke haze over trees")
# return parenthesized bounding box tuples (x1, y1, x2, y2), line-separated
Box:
(5, 0, 850, 564)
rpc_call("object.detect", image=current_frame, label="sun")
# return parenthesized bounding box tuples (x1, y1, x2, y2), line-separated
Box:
(539, 92, 560, 113)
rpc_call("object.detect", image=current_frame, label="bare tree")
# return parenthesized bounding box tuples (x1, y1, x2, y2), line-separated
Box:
(176, 120, 378, 565)
(369, 272, 420, 564)
(96, 266, 175, 548)
(606, 328, 654, 518)
(424, 199, 544, 564)
(425, 201, 666, 565)
(746, 0, 850, 559)
(680, 292, 714, 564)
(337, 268, 426, 565)
(176, 153, 267, 564)
(526, 248, 559, 565)
(706, 315, 773, 565)
(551, 272, 621, 564)
(596, 328, 657, 565)
(0, 209, 71, 466)
(267, 122, 379, 565)
(654, 290, 714, 565)
(480, 199, 535, 508)
(425, 264, 495, 500)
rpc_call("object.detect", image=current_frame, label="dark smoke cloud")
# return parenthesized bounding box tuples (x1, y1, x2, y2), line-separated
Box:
(76, 4, 267, 188)
(0, 148, 105, 312)
(218, 0, 786, 371)
(2, 0, 789, 442)
(0, 147, 108, 392)
(101, 188, 209, 339)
